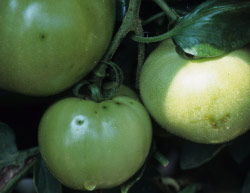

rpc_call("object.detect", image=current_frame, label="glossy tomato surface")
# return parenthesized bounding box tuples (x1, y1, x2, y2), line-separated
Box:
(0, 0, 115, 96)
(140, 39, 250, 144)
(38, 97, 152, 190)
(102, 82, 139, 100)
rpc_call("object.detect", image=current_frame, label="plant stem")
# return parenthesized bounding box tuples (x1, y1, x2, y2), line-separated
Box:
(154, 151, 169, 167)
(103, 0, 143, 61)
(131, 29, 175, 43)
(91, 0, 144, 94)
(142, 12, 166, 26)
(153, 0, 178, 22)
(161, 177, 180, 192)
(22, 146, 40, 158)
(135, 22, 145, 89)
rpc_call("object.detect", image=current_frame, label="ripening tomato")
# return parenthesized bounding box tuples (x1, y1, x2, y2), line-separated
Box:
(140, 39, 250, 144)
(38, 96, 152, 190)
(0, 0, 115, 96)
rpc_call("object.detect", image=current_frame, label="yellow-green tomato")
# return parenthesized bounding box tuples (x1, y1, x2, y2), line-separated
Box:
(0, 0, 115, 96)
(139, 39, 250, 144)
(38, 97, 152, 190)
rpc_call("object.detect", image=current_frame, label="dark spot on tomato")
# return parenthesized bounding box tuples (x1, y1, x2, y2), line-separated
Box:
(115, 102, 121, 105)
(40, 33, 46, 40)
(76, 119, 84, 125)
(102, 106, 107, 109)
(129, 101, 134, 104)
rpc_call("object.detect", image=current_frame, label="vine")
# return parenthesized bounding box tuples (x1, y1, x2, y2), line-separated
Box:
(74, 0, 180, 100)
(74, 0, 144, 100)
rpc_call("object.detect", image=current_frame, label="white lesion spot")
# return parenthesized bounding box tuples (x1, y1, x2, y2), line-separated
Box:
(65, 115, 89, 146)
(70, 115, 88, 137)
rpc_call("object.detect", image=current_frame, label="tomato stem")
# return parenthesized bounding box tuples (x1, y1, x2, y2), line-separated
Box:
(131, 1, 179, 43)
(154, 151, 169, 167)
(142, 12, 166, 26)
(153, 0, 179, 22)
(73, 62, 124, 102)
(103, 0, 143, 61)
(23, 146, 40, 158)
(131, 28, 175, 43)
(101, 61, 124, 99)
(73, 80, 91, 99)
(74, 0, 146, 100)
(90, 0, 144, 94)
(161, 177, 180, 192)
(75, 0, 179, 100)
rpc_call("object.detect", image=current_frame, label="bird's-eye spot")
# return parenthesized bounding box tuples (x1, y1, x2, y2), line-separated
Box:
(76, 119, 84, 126)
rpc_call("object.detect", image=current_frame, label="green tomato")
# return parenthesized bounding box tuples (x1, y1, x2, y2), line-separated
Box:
(0, 0, 115, 96)
(139, 39, 250, 144)
(102, 82, 139, 100)
(38, 97, 152, 190)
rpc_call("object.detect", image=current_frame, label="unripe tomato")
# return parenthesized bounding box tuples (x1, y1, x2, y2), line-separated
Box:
(103, 82, 139, 100)
(38, 97, 152, 190)
(140, 39, 250, 144)
(0, 0, 115, 96)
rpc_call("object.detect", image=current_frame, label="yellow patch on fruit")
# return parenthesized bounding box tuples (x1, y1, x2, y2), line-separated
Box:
(140, 39, 250, 143)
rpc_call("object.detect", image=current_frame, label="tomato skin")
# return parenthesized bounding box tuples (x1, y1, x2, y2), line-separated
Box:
(38, 97, 152, 190)
(139, 39, 250, 144)
(103, 82, 139, 100)
(0, 0, 115, 96)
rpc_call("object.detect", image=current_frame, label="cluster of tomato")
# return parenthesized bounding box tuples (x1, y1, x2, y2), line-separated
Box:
(1, 0, 250, 191)
(0, 1, 152, 191)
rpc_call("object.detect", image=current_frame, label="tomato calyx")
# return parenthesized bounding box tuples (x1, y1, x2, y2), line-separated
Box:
(74, 0, 146, 102)
(73, 61, 124, 102)
(73, 81, 101, 102)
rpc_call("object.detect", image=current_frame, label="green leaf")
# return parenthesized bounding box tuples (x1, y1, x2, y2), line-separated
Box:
(0, 123, 39, 192)
(172, 0, 250, 57)
(228, 132, 250, 164)
(0, 123, 18, 172)
(179, 184, 201, 193)
(0, 146, 39, 193)
(0, 158, 36, 193)
(33, 157, 62, 193)
(242, 170, 250, 193)
(180, 141, 226, 170)
(0, 122, 17, 156)
(0, 122, 39, 172)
